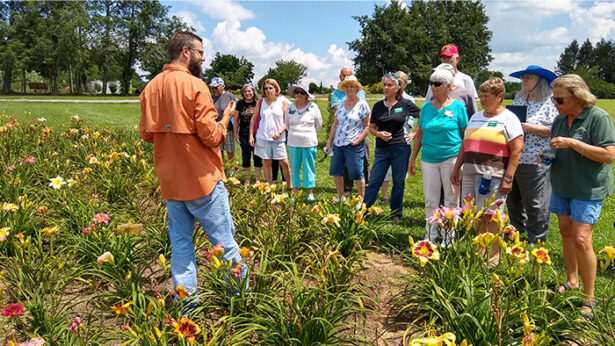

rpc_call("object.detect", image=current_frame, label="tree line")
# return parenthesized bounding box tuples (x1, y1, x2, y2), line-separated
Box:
(0, 0, 189, 95)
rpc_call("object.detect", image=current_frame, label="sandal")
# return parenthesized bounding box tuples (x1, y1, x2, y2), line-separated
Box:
(580, 300, 599, 321)
(552, 282, 580, 294)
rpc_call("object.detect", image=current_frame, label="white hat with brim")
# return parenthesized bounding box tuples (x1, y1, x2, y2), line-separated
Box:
(337, 75, 363, 91)
(288, 84, 315, 100)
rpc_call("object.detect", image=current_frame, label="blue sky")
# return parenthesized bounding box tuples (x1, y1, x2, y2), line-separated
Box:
(165, 1, 615, 87)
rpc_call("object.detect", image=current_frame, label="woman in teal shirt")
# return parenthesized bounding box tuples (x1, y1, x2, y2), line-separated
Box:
(409, 63, 468, 246)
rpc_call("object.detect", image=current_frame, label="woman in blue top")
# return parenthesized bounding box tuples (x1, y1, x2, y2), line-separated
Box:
(409, 64, 468, 246)
(363, 73, 420, 221)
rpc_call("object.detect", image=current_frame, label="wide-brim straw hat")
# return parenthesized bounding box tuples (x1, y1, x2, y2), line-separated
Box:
(337, 75, 363, 91)
(510, 65, 557, 84)
(288, 84, 314, 99)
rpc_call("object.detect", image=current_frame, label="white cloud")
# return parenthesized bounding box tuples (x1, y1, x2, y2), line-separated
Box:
(571, 2, 615, 42)
(188, 0, 254, 21)
(173, 10, 205, 33)
(209, 19, 353, 88)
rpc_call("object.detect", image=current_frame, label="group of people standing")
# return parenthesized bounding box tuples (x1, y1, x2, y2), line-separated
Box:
(140, 32, 614, 318)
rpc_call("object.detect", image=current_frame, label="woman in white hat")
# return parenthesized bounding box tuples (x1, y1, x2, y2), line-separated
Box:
(506, 65, 558, 245)
(325, 75, 371, 199)
(286, 84, 322, 201)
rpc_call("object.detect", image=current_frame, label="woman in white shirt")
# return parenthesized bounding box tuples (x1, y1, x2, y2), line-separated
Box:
(249, 79, 292, 187)
(286, 84, 322, 201)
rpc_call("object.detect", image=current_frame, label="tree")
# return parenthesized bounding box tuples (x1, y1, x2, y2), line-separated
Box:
(556, 39, 579, 75)
(203, 53, 255, 90)
(348, 0, 492, 96)
(593, 39, 615, 84)
(258, 60, 307, 93)
(475, 69, 504, 89)
(576, 39, 595, 70)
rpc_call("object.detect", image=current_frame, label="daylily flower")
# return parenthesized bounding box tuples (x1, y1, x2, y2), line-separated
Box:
(37, 206, 48, 215)
(116, 223, 143, 235)
(321, 214, 341, 227)
(227, 177, 240, 185)
(473, 233, 495, 248)
(159, 254, 169, 269)
(271, 193, 288, 204)
(83, 167, 92, 174)
(532, 247, 552, 265)
(441, 206, 462, 220)
(3, 202, 19, 213)
(230, 264, 243, 278)
(14, 233, 24, 243)
(173, 317, 201, 345)
(601, 245, 615, 265)
(110, 300, 132, 316)
(427, 208, 443, 225)
(501, 225, 519, 243)
(1, 303, 24, 318)
(121, 323, 137, 337)
(412, 240, 440, 267)
(522, 313, 537, 346)
(409, 332, 456, 345)
(175, 285, 189, 300)
(88, 156, 100, 165)
(13, 337, 45, 346)
(507, 243, 529, 265)
(41, 226, 59, 238)
(368, 206, 383, 215)
(310, 204, 320, 214)
(239, 247, 251, 258)
(207, 243, 225, 260)
(81, 224, 95, 236)
(68, 316, 82, 335)
(0, 227, 9, 241)
(48, 175, 67, 189)
(97, 251, 115, 267)
(92, 213, 110, 225)
(37, 117, 46, 122)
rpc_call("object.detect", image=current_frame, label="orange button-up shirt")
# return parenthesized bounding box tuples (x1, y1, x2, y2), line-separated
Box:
(139, 64, 226, 201)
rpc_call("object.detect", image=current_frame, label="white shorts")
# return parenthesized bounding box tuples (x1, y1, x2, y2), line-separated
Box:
(254, 139, 288, 160)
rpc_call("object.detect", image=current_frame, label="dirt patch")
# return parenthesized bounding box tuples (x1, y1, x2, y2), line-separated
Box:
(357, 250, 415, 345)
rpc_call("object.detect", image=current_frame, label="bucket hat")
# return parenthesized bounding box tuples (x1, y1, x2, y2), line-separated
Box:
(510, 65, 557, 84)
(288, 84, 314, 99)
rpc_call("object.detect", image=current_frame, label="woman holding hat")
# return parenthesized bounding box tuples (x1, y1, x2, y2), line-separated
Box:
(233, 83, 262, 186)
(506, 65, 559, 244)
(364, 72, 420, 221)
(543, 74, 615, 317)
(249, 78, 292, 187)
(410, 66, 468, 243)
(325, 75, 371, 199)
(286, 84, 322, 201)
(211, 77, 237, 164)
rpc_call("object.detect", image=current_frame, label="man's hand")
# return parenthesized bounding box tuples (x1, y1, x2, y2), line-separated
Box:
(223, 100, 236, 118)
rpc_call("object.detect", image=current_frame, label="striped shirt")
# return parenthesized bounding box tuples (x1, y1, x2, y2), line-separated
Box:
(462, 110, 523, 178)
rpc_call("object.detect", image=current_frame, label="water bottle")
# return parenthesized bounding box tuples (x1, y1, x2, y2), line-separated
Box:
(403, 116, 413, 144)
(541, 149, 556, 166)
(478, 172, 492, 195)
(323, 147, 334, 157)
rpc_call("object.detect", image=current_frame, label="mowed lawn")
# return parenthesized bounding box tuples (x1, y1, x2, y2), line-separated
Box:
(2, 97, 615, 298)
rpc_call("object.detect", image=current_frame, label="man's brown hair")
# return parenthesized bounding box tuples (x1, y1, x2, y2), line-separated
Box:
(168, 31, 202, 61)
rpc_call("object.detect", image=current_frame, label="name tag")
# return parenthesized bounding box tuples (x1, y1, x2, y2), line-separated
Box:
(488, 121, 498, 127)
(393, 107, 402, 113)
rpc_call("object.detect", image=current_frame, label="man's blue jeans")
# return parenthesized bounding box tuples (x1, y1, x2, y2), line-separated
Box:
(166, 181, 245, 294)
(364, 144, 411, 218)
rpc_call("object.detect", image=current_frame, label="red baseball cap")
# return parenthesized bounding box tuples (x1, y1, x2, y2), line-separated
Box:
(439, 44, 459, 57)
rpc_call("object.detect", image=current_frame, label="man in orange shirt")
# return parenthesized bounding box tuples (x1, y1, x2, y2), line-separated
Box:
(139, 31, 245, 300)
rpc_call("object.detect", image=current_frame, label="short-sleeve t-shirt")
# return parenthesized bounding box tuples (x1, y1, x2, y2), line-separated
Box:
(462, 109, 524, 178)
(550, 106, 615, 200)
(418, 99, 468, 163)
(213, 91, 237, 129)
(236, 99, 256, 137)
(370, 98, 420, 148)
(331, 89, 366, 108)
(511, 97, 558, 164)
(333, 99, 370, 147)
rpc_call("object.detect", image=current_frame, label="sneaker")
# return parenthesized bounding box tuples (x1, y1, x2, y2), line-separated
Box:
(307, 194, 315, 201)
(381, 197, 389, 204)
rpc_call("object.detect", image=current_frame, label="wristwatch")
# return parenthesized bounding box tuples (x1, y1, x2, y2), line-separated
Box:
(503, 176, 513, 183)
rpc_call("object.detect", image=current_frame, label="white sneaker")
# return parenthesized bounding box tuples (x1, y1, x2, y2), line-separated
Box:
(307, 194, 315, 201)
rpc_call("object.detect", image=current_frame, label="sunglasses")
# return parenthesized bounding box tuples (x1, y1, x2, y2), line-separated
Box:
(551, 95, 573, 105)
(294, 90, 307, 95)
(264, 86, 274, 91)
(430, 81, 443, 87)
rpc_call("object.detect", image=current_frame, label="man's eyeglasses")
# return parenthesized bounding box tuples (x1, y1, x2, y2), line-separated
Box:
(551, 95, 573, 105)
(189, 47, 204, 56)
(430, 81, 443, 87)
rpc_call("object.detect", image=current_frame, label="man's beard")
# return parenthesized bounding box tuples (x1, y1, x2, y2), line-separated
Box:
(188, 57, 202, 77)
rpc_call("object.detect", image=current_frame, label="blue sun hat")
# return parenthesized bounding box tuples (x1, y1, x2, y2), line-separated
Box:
(510, 65, 557, 84)
(209, 77, 225, 87)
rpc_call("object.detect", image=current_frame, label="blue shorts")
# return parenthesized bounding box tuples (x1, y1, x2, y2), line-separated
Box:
(549, 193, 603, 224)
(329, 143, 365, 180)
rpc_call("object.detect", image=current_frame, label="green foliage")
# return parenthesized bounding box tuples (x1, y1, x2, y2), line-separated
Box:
(258, 59, 307, 93)
(557, 38, 615, 98)
(203, 53, 255, 90)
(349, 0, 492, 96)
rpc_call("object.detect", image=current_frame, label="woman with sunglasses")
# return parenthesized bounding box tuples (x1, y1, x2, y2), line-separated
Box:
(285, 84, 322, 201)
(363, 72, 420, 221)
(249, 78, 292, 187)
(542, 74, 615, 318)
(410, 66, 468, 243)
(506, 65, 559, 244)
(234, 83, 262, 186)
